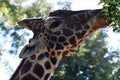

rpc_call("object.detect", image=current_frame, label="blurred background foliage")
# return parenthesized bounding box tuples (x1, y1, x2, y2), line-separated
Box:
(0, 0, 120, 80)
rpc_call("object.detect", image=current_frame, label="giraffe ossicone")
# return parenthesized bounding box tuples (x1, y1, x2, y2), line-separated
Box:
(10, 9, 112, 80)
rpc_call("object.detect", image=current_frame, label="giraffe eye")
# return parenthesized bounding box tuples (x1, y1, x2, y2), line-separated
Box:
(50, 21, 61, 29)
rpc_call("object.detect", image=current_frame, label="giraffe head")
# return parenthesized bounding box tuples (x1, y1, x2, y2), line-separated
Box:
(18, 9, 112, 58)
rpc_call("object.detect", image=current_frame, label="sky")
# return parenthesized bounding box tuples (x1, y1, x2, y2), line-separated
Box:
(0, 0, 120, 80)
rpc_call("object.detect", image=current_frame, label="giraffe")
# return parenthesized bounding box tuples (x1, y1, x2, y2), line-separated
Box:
(10, 9, 112, 80)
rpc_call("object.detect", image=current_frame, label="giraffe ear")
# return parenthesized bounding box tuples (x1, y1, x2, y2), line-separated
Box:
(19, 44, 38, 58)
(19, 38, 46, 58)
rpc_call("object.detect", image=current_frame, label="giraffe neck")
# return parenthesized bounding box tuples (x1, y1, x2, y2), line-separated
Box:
(10, 51, 63, 80)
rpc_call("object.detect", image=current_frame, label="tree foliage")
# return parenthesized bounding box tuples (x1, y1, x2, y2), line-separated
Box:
(0, 0, 26, 25)
(100, 0, 120, 32)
